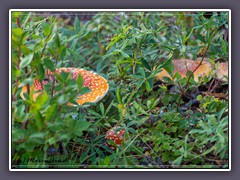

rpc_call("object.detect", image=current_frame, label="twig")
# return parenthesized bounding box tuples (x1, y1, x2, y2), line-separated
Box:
(176, 30, 217, 111)
(209, 79, 222, 93)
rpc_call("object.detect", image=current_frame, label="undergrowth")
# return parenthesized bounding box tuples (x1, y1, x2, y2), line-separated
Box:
(11, 11, 229, 169)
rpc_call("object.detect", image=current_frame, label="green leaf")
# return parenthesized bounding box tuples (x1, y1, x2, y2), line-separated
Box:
(45, 104, 57, 122)
(48, 137, 58, 145)
(104, 156, 111, 165)
(99, 102, 105, 116)
(33, 91, 49, 110)
(133, 101, 148, 115)
(80, 150, 89, 164)
(140, 58, 151, 71)
(147, 78, 154, 91)
(183, 28, 194, 44)
(105, 100, 114, 115)
(58, 95, 69, 105)
(12, 65, 21, 82)
(76, 74, 84, 91)
(74, 16, 80, 34)
(41, 22, 52, 36)
(145, 81, 151, 93)
(87, 108, 102, 118)
(37, 63, 45, 80)
(29, 132, 47, 139)
(54, 33, 61, 48)
(164, 62, 174, 76)
(20, 12, 31, 27)
(116, 88, 122, 104)
(139, 67, 146, 77)
(196, 33, 206, 44)
(69, 119, 90, 136)
(162, 152, 170, 162)
(172, 155, 183, 165)
(12, 12, 22, 18)
(19, 53, 34, 68)
(79, 86, 91, 95)
(12, 28, 23, 38)
(18, 78, 33, 88)
(44, 58, 55, 71)
(33, 111, 44, 130)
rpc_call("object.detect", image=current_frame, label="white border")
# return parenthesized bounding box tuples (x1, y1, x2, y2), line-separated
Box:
(9, 9, 231, 171)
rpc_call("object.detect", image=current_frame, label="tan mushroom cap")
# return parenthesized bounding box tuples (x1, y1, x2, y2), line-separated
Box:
(215, 62, 228, 82)
(20, 68, 109, 106)
(156, 59, 212, 82)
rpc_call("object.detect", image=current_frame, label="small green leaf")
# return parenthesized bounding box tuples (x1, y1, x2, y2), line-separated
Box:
(80, 150, 89, 164)
(37, 63, 45, 80)
(54, 33, 61, 48)
(79, 86, 91, 95)
(18, 78, 33, 88)
(145, 81, 151, 93)
(44, 58, 55, 71)
(116, 88, 122, 104)
(196, 33, 206, 44)
(87, 108, 102, 118)
(74, 16, 80, 34)
(41, 22, 52, 36)
(19, 53, 33, 68)
(99, 102, 105, 115)
(29, 132, 47, 139)
(12, 12, 22, 18)
(45, 104, 57, 122)
(69, 119, 90, 136)
(34, 91, 49, 109)
(172, 155, 183, 165)
(48, 137, 57, 145)
(164, 62, 174, 76)
(196, 95, 203, 101)
(20, 12, 31, 27)
(76, 74, 84, 90)
(105, 100, 114, 115)
(33, 111, 44, 130)
(12, 28, 23, 37)
(104, 156, 111, 165)
(58, 95, 68, 105)
(140, 58, 151, 71)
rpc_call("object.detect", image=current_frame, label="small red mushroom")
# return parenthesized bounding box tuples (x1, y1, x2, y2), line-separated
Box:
(105, 126, 125, 146)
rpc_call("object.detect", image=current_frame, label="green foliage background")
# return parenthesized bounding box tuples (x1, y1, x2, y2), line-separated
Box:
(11, 11, 229, 169)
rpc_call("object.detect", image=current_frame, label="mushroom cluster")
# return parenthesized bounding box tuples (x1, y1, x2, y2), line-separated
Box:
(20, 68, 109, 106)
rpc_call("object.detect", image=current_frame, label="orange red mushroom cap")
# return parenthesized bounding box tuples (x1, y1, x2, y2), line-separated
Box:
(20, 68, 109, 106)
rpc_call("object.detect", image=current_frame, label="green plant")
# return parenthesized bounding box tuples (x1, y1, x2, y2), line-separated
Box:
(11, 11, 229, 169)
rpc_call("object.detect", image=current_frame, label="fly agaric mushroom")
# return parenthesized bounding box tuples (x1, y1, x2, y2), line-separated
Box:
(155, 59, 212, 82)
(20, 68, 109, 106)
(106, 126, 125, 146)
(215, 62, 228, 82)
